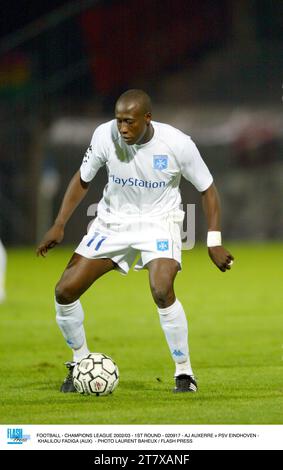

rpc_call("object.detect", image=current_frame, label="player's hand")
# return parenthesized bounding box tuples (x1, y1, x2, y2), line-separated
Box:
(36, 223, 65, 257)
(208, 246, 234, 272)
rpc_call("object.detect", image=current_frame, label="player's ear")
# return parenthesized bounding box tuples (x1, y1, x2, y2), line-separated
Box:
(145, 112, 152, 124)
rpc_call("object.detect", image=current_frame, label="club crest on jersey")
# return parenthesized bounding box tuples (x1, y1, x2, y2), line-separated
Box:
(156, 239, 169, 251)
(153, 155, 168, 170)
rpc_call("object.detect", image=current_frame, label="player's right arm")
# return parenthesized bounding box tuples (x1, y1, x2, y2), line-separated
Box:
(36, 170, 89, 257)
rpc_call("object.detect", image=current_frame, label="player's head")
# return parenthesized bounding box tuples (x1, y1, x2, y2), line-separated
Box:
(115, 89, 153, 145)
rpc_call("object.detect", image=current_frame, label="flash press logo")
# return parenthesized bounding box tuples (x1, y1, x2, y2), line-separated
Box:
(7, 428, 31, 445)
(86, 202, 196, 250)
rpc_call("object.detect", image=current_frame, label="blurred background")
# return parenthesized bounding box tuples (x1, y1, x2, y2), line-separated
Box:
(0, 0, 282, 246)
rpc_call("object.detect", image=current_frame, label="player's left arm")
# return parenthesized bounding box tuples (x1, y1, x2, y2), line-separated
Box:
(201, 183, 234, 272)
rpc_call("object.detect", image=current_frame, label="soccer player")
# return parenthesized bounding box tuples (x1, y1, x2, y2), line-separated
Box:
(37, 89, 234, 393)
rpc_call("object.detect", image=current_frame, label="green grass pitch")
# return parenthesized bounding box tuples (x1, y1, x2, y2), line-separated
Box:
(0, 243, 282, 424)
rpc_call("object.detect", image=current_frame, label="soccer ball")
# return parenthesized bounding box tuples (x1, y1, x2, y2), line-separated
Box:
(72, 353, 119, 396)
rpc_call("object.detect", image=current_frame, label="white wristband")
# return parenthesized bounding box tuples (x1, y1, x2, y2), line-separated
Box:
(207, 231, 222, 247)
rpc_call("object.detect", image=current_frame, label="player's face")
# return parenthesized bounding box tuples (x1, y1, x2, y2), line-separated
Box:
(115, 103, 152, 145)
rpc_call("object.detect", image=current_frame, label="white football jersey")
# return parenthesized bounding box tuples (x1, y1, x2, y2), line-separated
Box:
(80, 120, 213, 223)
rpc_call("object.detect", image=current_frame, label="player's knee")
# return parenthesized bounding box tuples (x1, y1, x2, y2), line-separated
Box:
(55, 281, 78, 305)
(151, 284, 174, 308)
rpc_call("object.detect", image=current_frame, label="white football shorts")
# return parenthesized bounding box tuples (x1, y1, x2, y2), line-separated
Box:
(75, 215, 183, 274)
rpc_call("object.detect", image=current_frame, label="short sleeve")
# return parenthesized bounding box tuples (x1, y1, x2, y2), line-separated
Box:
(80, 126, 107, 182)
(179, 137, 213, 192)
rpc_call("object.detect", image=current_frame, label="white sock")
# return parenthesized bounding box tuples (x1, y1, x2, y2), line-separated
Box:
(72, 337, 90, 363)
(158, 298, 194, 377)
(55, 299, 90, 362)
(0, 240, 7, 302)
